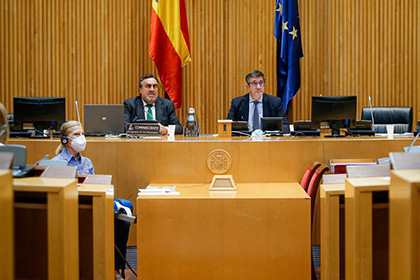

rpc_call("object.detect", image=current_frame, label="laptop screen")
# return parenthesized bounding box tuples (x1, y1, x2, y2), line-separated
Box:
(84, 105, 124, 134)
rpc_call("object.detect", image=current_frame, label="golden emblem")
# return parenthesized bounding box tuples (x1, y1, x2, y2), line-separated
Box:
(207, 149, 232, 174)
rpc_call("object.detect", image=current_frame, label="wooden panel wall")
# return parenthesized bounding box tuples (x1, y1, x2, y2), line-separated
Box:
(1, 0, 419, 134)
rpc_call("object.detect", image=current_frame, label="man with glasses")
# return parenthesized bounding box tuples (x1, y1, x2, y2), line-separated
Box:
(227, 70, 290, 133)
(123, 73, 183, 134)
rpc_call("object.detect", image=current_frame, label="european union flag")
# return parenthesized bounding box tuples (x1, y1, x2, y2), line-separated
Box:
(274, 0, 303, 112)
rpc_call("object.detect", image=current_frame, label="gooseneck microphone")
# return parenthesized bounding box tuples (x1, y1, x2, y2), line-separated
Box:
(75, 100, 81, 123)
(407, 132, 420, 153)
(368, 96, 375, 126)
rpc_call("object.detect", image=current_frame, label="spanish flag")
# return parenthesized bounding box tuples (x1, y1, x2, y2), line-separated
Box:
(149, 0, 192, 109)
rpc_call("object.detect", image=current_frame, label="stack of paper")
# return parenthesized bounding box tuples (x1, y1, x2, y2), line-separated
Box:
(138, 186, 180, 196)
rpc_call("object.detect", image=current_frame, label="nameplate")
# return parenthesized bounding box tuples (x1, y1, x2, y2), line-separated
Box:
(126, 123, 161, 136)
(209, 175, 237, 191)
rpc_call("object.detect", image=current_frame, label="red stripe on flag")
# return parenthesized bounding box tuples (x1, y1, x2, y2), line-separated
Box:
(149, 8, 183, 109)
(180, 0, 190, 53)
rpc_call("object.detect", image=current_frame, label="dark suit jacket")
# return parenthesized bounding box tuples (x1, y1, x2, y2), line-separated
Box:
(227, 93, 290, 133)
(123, 96, 183, 134)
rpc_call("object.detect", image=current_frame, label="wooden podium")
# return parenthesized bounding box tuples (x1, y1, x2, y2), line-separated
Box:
(137, 183, 311, 279)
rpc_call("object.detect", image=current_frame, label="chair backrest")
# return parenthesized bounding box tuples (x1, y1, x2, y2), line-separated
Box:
(389, 152, 420, 169)
(307, 164, 330, 197)
(346, 164, 390, 178)
(307, 164, 330, 223)
(300, 161, 321, 191)
(322, 173, 346, 184)
(0, 144, 27, 168)
(361, 106, 413, 133)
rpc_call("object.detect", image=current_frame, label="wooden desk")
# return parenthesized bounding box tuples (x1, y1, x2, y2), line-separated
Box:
(137, 183, 311, 279)
(9, 136, 411, 246)
(9, 136, 412, 188)
(78, 184, 115, 280)
(345, 177, 390, 280)
(13, 177, 79, 279)
(320, 183, 345, 280)
(0, 170, 13, 279)
(389, 170, 420, 280)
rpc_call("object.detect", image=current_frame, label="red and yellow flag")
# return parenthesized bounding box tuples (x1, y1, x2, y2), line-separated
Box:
(149, 0, 191, 109)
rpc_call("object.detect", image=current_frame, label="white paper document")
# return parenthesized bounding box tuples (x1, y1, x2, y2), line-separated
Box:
(138, 186, 180, 196)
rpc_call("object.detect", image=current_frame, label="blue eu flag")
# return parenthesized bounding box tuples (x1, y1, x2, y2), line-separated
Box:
(274, 0, 303, 112)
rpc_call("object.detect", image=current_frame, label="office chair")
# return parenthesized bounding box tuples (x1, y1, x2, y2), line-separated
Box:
(361, 106, 413, 133)
(300, 161, 321, 192)
(306, 164, 330, 280)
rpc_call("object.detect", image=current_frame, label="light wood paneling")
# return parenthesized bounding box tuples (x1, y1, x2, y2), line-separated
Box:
(137, 183, 311, 279)
(389, 170, 420, 280)
(14, 177, 79, 279)
(0, 170, 13, 279)
(1, 0, 419, 134)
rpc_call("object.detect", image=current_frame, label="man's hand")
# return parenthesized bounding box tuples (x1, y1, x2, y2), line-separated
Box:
(159, 124, 168, 135)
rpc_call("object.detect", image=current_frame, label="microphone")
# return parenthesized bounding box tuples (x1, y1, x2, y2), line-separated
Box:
(407, 132, 420, 153)
(35, 154, 49, 166)
(75, 100, 81, 123)
(368, 96, 375, 126)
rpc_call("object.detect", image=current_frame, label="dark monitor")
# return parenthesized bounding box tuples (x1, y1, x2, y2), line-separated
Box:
(13, 97, 66, 137)
(232, 121, 249, 131)
(261, 117, 284, 135)
(311, 96, 357, 137)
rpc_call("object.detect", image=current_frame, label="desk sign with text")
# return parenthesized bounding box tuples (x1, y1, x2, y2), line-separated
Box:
(209, 175, 237, 191)
(126, 123, 161, 136)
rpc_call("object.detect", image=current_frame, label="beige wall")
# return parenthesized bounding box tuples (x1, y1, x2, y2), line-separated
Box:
(1, 0, 419, 134)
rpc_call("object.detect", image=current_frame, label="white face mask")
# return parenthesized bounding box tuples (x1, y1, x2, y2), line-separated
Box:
(70, 135, 87, 152)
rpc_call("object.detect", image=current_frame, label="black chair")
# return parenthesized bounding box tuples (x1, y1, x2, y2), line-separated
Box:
(361, 106, 413, 134)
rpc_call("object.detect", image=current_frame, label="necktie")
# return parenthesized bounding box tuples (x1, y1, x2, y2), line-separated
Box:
(146, 105, 153, 121)
(252, 101, 260, 130)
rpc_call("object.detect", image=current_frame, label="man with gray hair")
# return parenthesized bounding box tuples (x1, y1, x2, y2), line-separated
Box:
(227, 70, 290, 133)
(123, 73, 183, 134)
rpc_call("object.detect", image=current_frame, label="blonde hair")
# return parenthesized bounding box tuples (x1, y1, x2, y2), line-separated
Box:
(0, 103, 9, 144)
(55, 120, 82, 155)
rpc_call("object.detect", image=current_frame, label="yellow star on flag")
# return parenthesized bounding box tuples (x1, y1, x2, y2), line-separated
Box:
(276, 3, 282, 16)
(289, 26, 298, 40)
(282, 21, 289, 32)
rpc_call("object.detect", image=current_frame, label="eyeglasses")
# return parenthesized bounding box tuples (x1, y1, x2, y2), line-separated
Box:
(249, 81, 265, 87)
(144, 84, 159, 90)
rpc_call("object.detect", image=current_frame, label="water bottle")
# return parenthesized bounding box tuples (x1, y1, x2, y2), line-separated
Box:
(184, 108, 199, 137)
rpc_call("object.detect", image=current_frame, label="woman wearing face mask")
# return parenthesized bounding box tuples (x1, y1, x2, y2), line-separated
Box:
(53, 120, 94, 174)
(53, 120, 131, 280)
